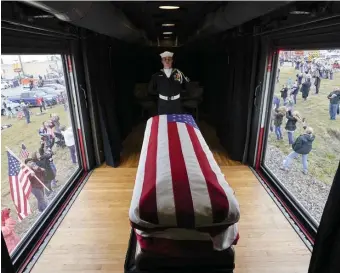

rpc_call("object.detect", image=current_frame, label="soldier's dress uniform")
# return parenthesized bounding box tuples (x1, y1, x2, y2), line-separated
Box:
(148, 52, 190, 115)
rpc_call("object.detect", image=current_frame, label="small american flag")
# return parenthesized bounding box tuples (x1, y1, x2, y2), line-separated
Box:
(129, 114, 240, 233)
(19, 143, 29, 159)
(7, 151, 32, 221)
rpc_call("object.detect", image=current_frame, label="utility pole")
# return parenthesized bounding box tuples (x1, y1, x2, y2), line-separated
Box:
(52, 56, 59, 73)
(18, 55, 25, 75)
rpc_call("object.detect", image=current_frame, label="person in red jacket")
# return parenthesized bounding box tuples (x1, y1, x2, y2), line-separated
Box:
(36, 97, 44, 113)
(1, 208, 20, 254)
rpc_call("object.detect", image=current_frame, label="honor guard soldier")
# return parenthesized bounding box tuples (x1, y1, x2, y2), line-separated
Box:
(148, 51, 190, 115)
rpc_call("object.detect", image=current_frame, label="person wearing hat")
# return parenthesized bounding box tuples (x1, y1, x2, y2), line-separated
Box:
(148, 51, 190, 115)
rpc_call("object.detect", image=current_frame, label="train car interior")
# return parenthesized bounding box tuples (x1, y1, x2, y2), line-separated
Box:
(1, 1, 340, 273)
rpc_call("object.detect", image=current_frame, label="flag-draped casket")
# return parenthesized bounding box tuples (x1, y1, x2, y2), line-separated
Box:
(129, 114, 240, 255)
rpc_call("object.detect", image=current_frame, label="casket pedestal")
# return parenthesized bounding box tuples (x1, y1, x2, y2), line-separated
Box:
(124, 230, 235, 273)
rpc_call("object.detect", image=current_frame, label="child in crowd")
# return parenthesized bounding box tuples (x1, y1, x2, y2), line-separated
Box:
(1, 208, 20, 254)
(287, 77, 293, 88)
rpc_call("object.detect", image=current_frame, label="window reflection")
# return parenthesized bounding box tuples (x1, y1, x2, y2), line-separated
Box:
(265, 49, 340, 223)
(1, 54, 79, 255)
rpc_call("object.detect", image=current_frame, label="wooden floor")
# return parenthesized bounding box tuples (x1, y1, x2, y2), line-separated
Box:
(31, 165, 311, 273)
(31, 121, 310, 272)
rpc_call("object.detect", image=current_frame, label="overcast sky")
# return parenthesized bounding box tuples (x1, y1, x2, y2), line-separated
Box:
(1, 55, 57, 64)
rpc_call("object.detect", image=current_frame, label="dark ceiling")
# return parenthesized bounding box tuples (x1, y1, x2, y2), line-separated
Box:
(4, 1, 339, 47)
(111, 1, 226, 43)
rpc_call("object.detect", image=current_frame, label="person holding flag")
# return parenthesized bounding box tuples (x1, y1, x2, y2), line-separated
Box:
(25, 159, 48, 212)
(7, 150, 33, 221)
(32, 151, 55, 196)
(6, 147, 50, 219)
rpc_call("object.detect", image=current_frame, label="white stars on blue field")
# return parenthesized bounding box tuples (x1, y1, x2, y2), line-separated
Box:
(8, 152, 21, 176)
(167, 114, 199, 129)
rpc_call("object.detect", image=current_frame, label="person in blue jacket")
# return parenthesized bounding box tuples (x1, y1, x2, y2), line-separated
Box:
(281, 127, 315, 175)
(327, 88, 340, 120)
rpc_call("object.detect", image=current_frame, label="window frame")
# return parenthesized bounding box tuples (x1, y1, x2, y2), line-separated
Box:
(248, 19, 340, 247)
(1, 23, 95, 272)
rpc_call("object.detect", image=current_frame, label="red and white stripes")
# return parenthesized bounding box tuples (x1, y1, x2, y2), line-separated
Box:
(129, 115, 240, 232)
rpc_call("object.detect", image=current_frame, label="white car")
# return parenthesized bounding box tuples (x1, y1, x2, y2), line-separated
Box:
(1, 95, 21, 115)
(42, 83, 66, 91)
(1, 82, 10, 89)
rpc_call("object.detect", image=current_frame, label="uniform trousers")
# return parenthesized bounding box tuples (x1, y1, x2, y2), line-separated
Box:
(158, 99, 182, 115)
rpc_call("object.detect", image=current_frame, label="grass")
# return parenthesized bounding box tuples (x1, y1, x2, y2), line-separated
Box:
(267, 65, 340, 185)
(1, 104, 78, 237)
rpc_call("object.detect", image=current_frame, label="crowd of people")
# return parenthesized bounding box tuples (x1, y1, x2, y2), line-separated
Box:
(271, 58, 340, 175)
(276, 58, 340, 120)
(2, 113, 77, 254)
(22, 114, 77, 213)
(280, 55, 337, 77)
(2, 91, 77, 256)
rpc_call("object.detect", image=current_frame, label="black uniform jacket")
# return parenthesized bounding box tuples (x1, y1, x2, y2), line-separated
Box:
(148, 68, 190, 98)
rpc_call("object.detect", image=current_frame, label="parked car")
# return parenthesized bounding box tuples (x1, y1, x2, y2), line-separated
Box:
(1, 95, 21, 115)
(34, 91, 58, 105)
(37, 87, 64, 95)
(37, 87, 64, 102)
(46, 72, 59, 79)
(41, 83, 66, 91)
(7, 91, 57, 107)
(1, 82, 10, 89)
(42, 78, 65, 85)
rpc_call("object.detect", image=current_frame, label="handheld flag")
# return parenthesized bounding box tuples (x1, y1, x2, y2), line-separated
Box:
(19, 143, 29, 159)
(7, 151, 32, 221)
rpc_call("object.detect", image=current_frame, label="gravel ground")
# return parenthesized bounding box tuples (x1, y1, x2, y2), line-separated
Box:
(264, 144, 331, 223)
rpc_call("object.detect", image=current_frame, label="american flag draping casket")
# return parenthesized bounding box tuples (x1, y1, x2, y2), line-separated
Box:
(134, 223, 239, 256)
(129, 114, 240, 252)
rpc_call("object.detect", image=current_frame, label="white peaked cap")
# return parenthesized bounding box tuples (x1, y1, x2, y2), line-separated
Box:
(160, 51, 174, 58)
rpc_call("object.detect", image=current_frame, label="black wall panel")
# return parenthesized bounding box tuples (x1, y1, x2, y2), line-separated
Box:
(183, 36, 259, 162)
(1, 26, 72, 54)
(1, 234, 15, 273)
(83, 35, 123, 166)
(83, 29, 260, 165)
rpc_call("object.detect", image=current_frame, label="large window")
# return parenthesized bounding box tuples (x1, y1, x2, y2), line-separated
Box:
(1, 54, 80, 256)
(263, 49, 340, 224)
